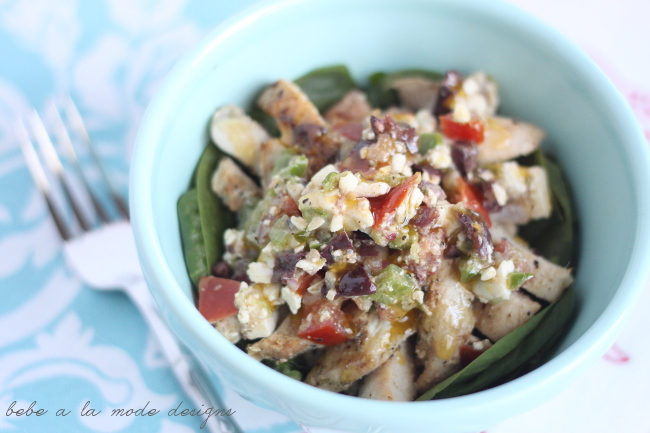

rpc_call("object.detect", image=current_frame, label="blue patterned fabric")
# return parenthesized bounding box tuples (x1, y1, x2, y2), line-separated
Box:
(0, 1, 301, 432)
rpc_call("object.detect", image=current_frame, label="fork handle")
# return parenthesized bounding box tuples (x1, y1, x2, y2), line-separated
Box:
(125, 278, 241, 433)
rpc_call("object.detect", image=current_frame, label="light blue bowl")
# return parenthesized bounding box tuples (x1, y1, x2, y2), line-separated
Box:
(130, 0, 650, 431)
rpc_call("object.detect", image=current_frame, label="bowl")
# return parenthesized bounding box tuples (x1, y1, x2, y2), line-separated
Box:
(130, 0, 650, 431)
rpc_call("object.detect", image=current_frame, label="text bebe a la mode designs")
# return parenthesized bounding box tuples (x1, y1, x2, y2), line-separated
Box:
(5, 400, 235, 429)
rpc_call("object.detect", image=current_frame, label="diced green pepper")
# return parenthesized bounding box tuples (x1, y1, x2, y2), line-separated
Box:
(269, 215, 292, 249)
(458, 255, 487, 283)
(388, 226, 418, 249)
(419, 132, 442, 156)
(371, 264, 420, 311)
(272, 151, 308, 178)
(322, 172, 341, 191)
(508, 272, 534, 291)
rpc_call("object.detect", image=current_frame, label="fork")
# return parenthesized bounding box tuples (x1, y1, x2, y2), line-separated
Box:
(16, 97, 242, 433)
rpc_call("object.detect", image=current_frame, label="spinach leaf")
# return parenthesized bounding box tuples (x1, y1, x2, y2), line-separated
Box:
(518, 150, 576, 266)
(195, 144, 235, 273)
(417, 286, 575, 400)
(177, 189, 208, 286)
(366, 69, 444, 109)
(294, 65, 356, 112)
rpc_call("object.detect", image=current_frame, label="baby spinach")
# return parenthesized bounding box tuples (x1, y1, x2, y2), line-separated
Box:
(294, 65, 357, 113)
(418, 286, 575, 400)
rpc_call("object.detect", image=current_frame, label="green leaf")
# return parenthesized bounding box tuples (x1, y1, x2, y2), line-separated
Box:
(518, 150, 575, 266)
(195, 144, 235, 271)
(294, 65, 357, 112)
(417, 286, 575, 400)
(365, 69, 444, 109)
(177, 189, 209, 286)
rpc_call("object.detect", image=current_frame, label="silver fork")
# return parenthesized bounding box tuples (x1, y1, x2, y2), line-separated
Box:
(16, 98, 242, 433)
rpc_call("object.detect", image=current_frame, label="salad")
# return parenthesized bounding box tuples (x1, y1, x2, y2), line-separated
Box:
(178, 66, 576, 401)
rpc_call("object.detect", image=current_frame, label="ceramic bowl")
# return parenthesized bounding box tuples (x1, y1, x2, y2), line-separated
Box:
(130, 0, 650, 431)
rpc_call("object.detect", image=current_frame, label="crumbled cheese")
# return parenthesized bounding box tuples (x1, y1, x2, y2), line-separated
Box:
(338, 172, 359, 194)
(286, 181, 305, 202)
(415, 109, 436, 134)
(303, 164, 339, 194)
(325, 288, 337, 301)
(263, 284, 281, 303)
(452, 101, 471, 123)
(391, 153, 407, 173)
(498, 162, 527, 198)
(354, 181, 391, 197)
(342, 197, 374, 231)
(471, 259, 515, 303)
(492, 182, 508, 206)
(330, 214, 344, 232)
(497, 260, 515, 278)
(306, 278, 325, 294)
(290, 216, 308, 230)
(247, 262, 273, 283)
(425, 143, 453, 169)
(281, 286, 302, 314)
(296, 249, 326, 275)
(480, 266, 497, 281)
(411, 289, 424, 304)
(307, 216, 325, 231)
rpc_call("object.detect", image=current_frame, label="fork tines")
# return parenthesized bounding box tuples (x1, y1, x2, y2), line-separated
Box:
(17, 98, 129, 241)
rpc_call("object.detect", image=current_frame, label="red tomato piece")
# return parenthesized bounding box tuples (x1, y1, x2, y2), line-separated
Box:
(455, 178, 492, 227)
(197, 276, 240, 323)
(297, 300, 353, 346)
(368, 174, 420, 229)
(440, 114, 485, 143)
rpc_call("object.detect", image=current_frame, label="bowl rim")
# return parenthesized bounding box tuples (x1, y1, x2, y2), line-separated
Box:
(130, 0, 650, 426)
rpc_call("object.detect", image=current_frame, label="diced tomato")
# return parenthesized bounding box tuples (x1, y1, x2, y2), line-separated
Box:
(368, 174, 421, 229)
(460, 345, 486, 367)
(197, 276, 240, 323)
(440, 114, 485, 143)
(297, 300, 353, 346)
(454, 178, 492, 227)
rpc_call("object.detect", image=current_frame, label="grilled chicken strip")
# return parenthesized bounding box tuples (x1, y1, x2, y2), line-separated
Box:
(359, 340, 417, 401)
(305, 309, 418, 393)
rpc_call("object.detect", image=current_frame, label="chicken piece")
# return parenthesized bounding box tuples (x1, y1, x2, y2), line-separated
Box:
(258, 138, 286, 188)
(258, 79, 326, 144)
(210, 105, 269, 172)
(247, 314, 318, 362)
(477, 117, 545, 164)
(211, 157, 262, 212)
(325, 90, 372, 127)
(358, 340, 417, 401)
(473, 290, 542, 341)
(305, 309, 418, 393)
(491, 226, 573, 302)
(213, 315, 242, 344)
(415, 261, 475, 392)
(389, 76, 440, 112)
